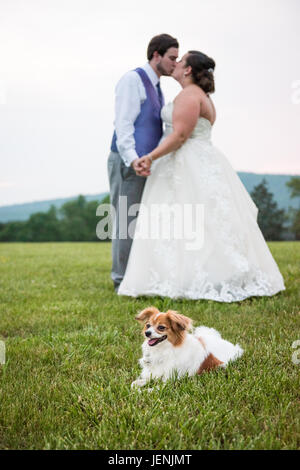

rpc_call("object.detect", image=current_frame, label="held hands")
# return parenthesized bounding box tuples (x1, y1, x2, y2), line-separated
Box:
(131, 155, 153, 176)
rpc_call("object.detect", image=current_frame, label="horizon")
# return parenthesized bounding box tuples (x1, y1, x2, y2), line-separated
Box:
(0, 170, 299, 209)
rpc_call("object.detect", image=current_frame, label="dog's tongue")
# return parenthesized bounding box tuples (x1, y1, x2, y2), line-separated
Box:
(148, 338, 158, 346)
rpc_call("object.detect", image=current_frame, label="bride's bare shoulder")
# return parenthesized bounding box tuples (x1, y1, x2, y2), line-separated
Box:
(174, 85, 205, 103)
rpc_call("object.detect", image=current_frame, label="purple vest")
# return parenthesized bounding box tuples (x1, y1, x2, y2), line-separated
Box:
(111, 68, 164, 157)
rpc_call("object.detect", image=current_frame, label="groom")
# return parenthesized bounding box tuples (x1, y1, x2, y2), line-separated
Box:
(108, 34, 179, 292)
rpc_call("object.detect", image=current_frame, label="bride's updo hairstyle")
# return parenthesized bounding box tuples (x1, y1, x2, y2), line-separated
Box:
(185, 51, 215, 94)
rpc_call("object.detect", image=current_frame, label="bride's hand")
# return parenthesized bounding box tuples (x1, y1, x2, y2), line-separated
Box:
(131, 158, 150, 177)
(139, 155, 152, 172)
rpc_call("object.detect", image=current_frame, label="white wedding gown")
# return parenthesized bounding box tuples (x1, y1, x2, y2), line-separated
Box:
(118, 102, 285, 302)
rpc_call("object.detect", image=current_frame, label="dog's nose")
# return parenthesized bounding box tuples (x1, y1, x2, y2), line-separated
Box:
(145, 331, 151, 337)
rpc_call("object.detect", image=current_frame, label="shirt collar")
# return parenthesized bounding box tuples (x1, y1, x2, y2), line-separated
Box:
(142, 62, 160, 87)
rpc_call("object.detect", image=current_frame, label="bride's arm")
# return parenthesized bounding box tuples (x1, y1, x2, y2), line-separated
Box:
(144, 88, 200, 164)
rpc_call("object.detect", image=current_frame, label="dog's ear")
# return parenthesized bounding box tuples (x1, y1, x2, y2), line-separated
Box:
(135, 306, 160, 323)
(166, 310, 193, 331)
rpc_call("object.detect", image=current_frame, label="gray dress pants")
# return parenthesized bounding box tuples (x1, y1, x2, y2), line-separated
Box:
(107, 151, 146, 289)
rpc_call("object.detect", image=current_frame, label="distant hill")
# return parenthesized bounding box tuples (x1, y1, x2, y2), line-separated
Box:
(0, 172, 299, 223)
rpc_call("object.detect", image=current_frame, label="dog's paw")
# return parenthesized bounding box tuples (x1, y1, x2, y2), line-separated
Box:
(131, 379, 147, 389)
(139, 356, 152, 368)
(142, 358, 152, 366)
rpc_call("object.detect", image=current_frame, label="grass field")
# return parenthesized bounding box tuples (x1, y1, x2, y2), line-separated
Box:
(0, 241, 299, 450)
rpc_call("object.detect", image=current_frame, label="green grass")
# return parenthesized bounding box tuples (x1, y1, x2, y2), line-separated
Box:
(0, 241, 299, 450)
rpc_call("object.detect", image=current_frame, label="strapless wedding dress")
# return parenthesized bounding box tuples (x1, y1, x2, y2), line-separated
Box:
(118, 102, 285, 302)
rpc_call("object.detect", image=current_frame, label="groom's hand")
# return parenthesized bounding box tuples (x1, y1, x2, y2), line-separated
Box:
(138, 155, 152, 173)
(131, 158, 151, 177)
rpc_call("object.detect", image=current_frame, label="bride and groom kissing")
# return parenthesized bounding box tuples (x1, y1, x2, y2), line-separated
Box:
(107, 33, 285, 302)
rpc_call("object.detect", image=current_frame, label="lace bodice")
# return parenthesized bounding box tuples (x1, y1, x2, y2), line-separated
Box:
(161, 102, 212, 142)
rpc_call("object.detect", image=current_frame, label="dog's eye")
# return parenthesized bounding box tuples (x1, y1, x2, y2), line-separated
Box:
(146, 324, 151, 329)
(158, 325, 166, 331)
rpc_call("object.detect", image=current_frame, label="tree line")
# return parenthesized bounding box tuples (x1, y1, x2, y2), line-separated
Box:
(0, 177, 299, 242)
(0, 195, 109, 242)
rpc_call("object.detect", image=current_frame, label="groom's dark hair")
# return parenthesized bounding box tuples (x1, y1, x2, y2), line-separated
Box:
(147, 34, 179, 60)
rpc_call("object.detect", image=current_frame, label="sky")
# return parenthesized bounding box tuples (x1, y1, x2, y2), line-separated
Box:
(0, 0, 299, 206)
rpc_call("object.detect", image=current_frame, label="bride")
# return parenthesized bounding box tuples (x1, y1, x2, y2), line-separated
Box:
(118, 51, 285, 302)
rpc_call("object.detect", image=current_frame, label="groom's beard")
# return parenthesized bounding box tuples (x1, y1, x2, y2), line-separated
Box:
(156, 62, 172, 76)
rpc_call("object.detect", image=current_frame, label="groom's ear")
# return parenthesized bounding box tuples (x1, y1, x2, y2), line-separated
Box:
(152, 50, 163, 63)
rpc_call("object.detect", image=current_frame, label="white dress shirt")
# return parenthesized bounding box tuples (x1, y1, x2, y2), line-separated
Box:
(113, 63, 161, 167)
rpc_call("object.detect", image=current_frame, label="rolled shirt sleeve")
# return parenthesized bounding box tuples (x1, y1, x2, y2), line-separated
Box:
(114, 71, 146, 167)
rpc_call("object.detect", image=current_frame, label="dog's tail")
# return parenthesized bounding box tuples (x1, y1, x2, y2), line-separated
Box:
(194, 326, 222, 339)
(194, 326, 243, 366)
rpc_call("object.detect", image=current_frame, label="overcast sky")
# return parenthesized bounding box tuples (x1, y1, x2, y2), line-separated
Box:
(0, 0, 299, 206)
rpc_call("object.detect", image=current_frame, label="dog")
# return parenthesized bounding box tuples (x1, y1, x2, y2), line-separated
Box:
(131, 306, 243, 388)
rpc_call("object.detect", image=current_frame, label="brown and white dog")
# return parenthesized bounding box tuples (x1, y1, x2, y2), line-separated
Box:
(131, 307, 243, 388)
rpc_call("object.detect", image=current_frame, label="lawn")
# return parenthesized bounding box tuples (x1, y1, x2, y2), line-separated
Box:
(0, 242, 299, 450)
